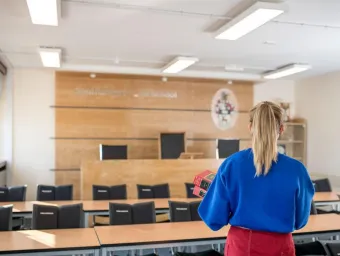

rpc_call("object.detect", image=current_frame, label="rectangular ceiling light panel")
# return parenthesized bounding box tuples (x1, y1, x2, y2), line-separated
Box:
(162, 57, 199, 74)
(39, 48, 61, 68)
(263, 64, 311, 79)
(215, 1, 286, 40)
(26, 0, 60, 26)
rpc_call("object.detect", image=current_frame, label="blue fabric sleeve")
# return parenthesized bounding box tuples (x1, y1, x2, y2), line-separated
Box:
(198, 160, 231, 231)
(295, 164, 315, 230)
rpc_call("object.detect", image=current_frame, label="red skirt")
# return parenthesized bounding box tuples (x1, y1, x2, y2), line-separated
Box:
(225, 226, 295, 256)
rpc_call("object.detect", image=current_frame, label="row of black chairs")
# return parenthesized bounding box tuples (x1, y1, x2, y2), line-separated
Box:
(0, 182, 198, 203)
(0, 200, 201, 231)
(92, 183, 198, 200)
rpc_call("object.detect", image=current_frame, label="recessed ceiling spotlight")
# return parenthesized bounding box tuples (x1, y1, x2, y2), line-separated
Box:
(90, 73, 96, 79)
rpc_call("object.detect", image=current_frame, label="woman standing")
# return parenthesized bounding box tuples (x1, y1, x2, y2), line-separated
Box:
(198, 101, 314, 256)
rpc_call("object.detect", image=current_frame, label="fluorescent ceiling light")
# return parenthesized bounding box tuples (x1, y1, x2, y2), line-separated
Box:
(215, 1, 286, 40)
(26, 0, 60, 26)
(263, 64, 311, 79)
(38, 47, 61, 68)
(162, 57, 199, 74)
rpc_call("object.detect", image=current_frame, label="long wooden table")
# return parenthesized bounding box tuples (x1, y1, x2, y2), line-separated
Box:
(0, 192, 338, 228)
(0, 228, 100, 256)
(95, 214, 340, 255)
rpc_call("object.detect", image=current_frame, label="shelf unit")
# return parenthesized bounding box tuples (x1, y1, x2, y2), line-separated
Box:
(279, 120, 307, 165)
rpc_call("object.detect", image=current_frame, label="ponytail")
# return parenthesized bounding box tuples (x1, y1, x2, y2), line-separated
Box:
(250, 101, 284, 176)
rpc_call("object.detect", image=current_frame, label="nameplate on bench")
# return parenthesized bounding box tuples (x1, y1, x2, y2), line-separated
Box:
(42, 190, 52, 193)
(40, 212, 54, 215)
(98, 190, 108, 193)
(142, 189, 151, 191)
(116, 210, 129, 213)
(176, 208, 188, 211)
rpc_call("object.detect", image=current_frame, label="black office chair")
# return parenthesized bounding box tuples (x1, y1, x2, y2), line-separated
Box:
(137, 185, 154, 199)
(36, 185, 55, 201)
(313, 178, 332, 192)
(132, 202, 156, 224)
(0, 205, 12, 231)
(92, 185, 110, 200)
(169, 201, 192, 222)
(32, 204, 58, 230)
(109, 184, 127, 200)
(185, 183, 198, 198)
(58, 203, 83, 229)
(55, 185, 73, 200)
(153, 184, 170, 198)
(295, 241, 326, 256)
(8, 185, 27, 201)
(109, 203, 133, 225)
(0, 187, 9, 202)
(310, 201, 317, 215)
(189, 201, 201, 221)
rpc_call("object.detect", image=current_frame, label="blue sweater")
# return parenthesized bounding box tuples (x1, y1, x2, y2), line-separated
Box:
(198, 148, 315, 233)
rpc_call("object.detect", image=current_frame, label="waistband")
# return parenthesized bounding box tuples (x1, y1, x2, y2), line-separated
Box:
(231, 226, 292, 237)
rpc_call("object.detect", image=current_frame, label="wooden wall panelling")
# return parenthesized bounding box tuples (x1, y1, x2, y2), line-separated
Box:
(55, 72, 253, 111)
(81, 159, 224, 200)
(55, 109, 250, 138)
(55, 72, 254, 199)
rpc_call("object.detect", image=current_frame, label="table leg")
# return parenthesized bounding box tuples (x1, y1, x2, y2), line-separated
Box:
(83, 212, 89, 228)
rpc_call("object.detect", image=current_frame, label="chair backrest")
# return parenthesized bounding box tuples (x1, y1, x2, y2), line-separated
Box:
(189, 201, 201, 221)
(109, 203, 133, 225)
(37, 185, 55, 201)
(58, 203, 83, 229)
(313, 178, 332, 192)
(55, 185, 73, 200)
(109, 184, 127, 200)
(310, 201, 317, 215)
(0, 205, 12, 231)
(294, 241, 326, 256)
(32, 204, 58, 230)
(132, 202, 156, 224)
(93, 185, 110, 200)
(8, 185, 27, 201)
(185, 183, 197, 198)
(169, 201, 191, 222)
(153, 183, 170, 198)
(0, 187, 9, 202)
(137, 185, 154, 199)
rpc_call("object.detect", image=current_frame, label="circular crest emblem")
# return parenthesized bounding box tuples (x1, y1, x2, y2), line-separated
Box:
(211, 88, 238, 130)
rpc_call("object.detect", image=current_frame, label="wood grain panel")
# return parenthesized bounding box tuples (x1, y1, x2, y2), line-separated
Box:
(55, 140, 158, 169)
(55, 109, 250, 139)
(56, 139, 251, 169)
(81, 159, 224, 199)
(55, 171, 81, 199)
(55, 72, 253, 111)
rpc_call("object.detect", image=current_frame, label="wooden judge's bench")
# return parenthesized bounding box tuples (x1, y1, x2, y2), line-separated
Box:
(81, 158, 224, 199)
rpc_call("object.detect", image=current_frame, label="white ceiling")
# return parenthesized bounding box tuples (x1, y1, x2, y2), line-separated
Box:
(1, 0, 340, 81)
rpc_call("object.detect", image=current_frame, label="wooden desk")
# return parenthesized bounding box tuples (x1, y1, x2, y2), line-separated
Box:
(95, 214, 340, 253)
(313, 192, 340, 210)
(0, 228, 100, 255)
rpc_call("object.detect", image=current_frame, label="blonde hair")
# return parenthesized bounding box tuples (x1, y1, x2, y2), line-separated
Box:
(249, 101, 284, 176)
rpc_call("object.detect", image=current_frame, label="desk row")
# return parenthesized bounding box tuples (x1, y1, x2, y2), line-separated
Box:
(0, 214, 339, 256)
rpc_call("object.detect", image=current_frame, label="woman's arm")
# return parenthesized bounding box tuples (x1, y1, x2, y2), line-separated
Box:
(295, 164, 315, 230)
(198, 160, 231, 231)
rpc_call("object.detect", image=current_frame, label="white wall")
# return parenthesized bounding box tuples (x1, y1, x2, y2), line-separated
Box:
(12, 69, 55, 200)
(254, 80, 296, 117)
(295, 71, 340, 178)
